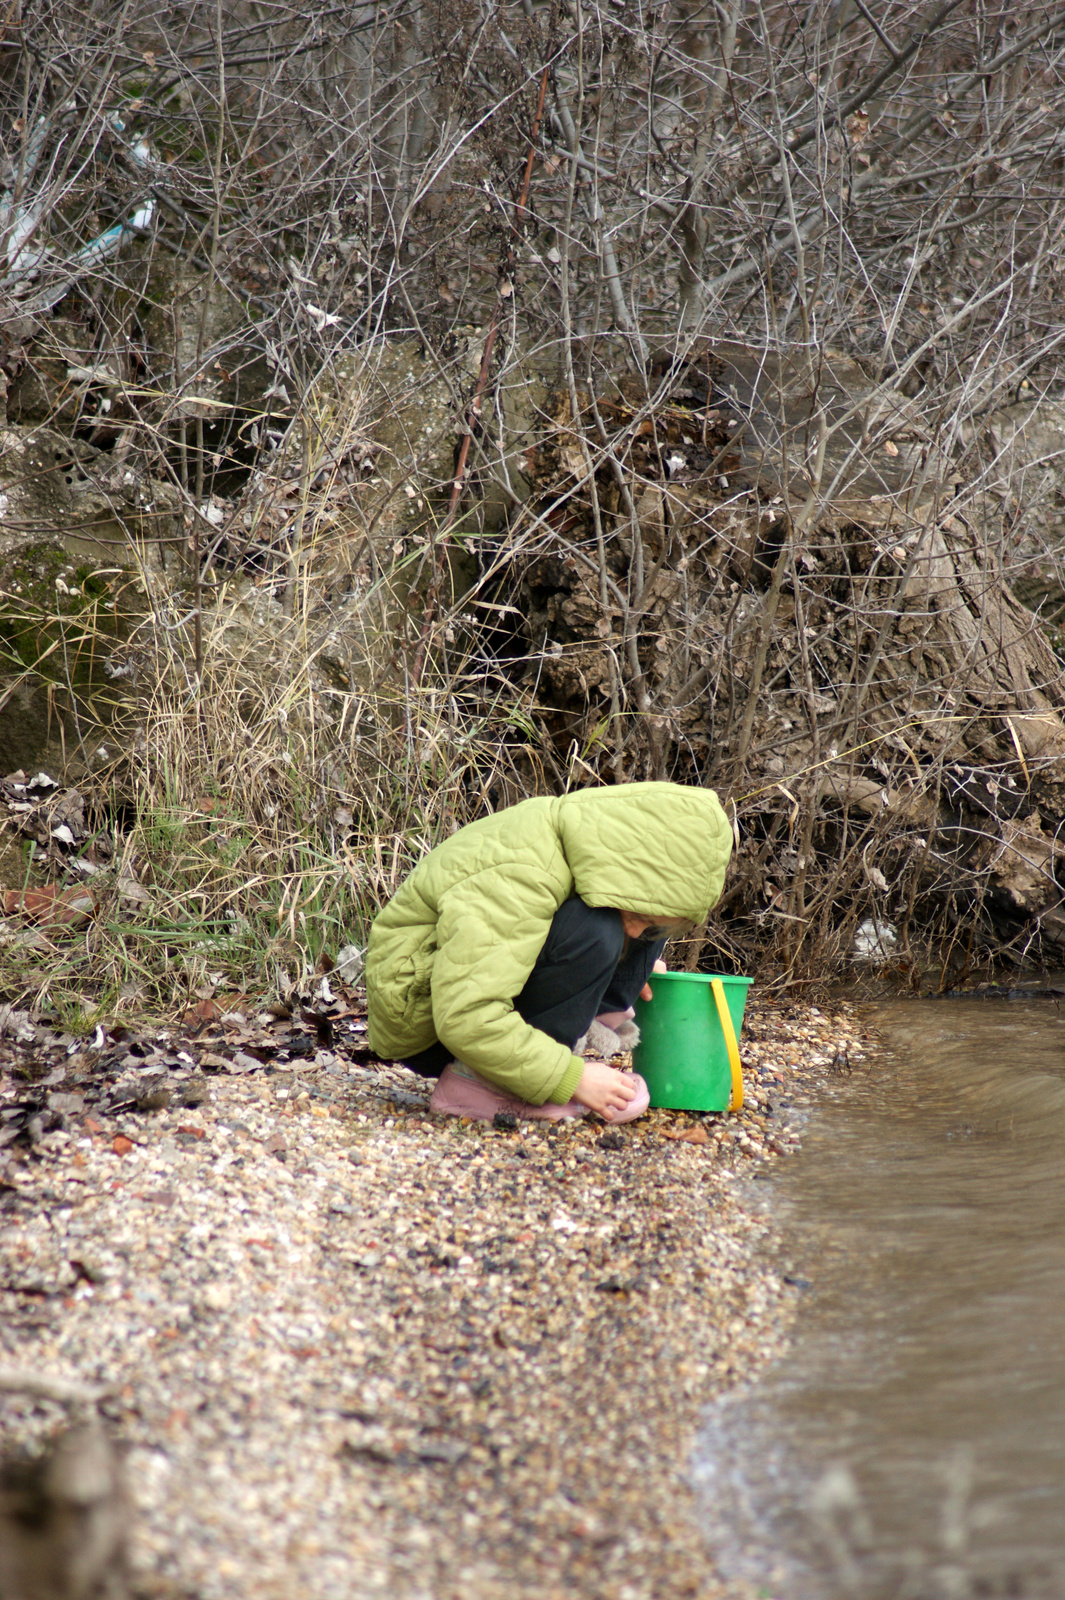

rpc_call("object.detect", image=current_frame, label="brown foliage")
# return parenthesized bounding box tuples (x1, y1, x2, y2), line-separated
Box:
(5, 0, 1065, 985)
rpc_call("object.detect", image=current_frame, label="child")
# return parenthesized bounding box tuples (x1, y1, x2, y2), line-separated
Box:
(365, 782, 733, 1122)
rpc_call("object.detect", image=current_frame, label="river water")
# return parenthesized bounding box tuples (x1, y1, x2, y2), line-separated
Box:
(696, 1000, 1065, 1600)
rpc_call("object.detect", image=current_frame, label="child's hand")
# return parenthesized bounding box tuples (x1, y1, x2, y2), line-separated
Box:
(639, 958, 669, 1002)
(574, 1059, 639, 1116)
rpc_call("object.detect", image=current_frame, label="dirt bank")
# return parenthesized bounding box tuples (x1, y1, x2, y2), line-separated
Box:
(0, 997, 873, 1599)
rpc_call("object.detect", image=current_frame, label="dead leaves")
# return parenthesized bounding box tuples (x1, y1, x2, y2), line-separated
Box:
(182, 998, 222, 1028)
(197, 1052, 230, 1071)
(660, 1122, 712, 1146)
(228, 1051, 267, 1075)
(1, 884, 96, 930)
(300, 1007, 334, 1048)
(0, 769, 112, 934)
(1, 771, 91, 853)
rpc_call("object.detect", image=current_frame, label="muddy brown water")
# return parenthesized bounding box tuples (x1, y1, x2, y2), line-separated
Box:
(697, 1000, 1065, 1600)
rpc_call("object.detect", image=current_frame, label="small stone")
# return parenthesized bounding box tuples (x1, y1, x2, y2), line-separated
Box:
(47, 1091, 86, 1114)
(0, 989, 850, 1600)
(415, 1437, 467, 1465)
(135, 1088, 171, 1112)
(71, 1255, 109, 1284)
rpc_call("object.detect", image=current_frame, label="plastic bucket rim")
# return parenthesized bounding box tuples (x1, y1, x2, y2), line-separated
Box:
(646, 970, 753, 986)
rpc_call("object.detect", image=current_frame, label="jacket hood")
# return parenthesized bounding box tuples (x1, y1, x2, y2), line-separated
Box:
(554, 782, 733, 924)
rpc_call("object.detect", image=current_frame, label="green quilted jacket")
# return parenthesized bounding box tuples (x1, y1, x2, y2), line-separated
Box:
(365, 782, 733, 1105)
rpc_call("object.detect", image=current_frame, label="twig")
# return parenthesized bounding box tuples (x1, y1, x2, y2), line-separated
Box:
(409, 56, 552, 693)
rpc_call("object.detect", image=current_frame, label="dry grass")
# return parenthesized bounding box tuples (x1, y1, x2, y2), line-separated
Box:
(0, 525, 548, 1023)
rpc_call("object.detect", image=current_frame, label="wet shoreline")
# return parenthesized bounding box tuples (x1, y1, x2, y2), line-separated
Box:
(696, 998, 1065, 1600)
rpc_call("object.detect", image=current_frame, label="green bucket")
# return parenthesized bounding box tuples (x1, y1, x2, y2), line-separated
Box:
(632, 971, 753, 1111)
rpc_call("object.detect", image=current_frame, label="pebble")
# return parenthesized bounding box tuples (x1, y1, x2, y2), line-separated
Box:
(0, 998, 871, 1599)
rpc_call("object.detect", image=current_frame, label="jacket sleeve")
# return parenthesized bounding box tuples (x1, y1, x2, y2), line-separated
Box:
(428, 866, 586, 1106)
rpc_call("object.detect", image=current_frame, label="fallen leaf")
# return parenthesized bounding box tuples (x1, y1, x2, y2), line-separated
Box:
(300, 1007, 334, 1047)
(845, 108, 870, 145)
(219, 994, 253, 1016)
(561, 443, 587, 478)
(661, 1123, 711, 1143)
(112, 1135, 134, 1156)
(117, 876, 153, 907)
(183, 997, 220, 1026)
(677, 1124, 711, 1145)
(228, 1051, 265, 1074)
(334, 945, 364, 984)
(2, 883, 95, 928)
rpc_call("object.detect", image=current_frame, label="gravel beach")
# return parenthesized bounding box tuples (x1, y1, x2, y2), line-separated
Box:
(0, 996, 873, 1599)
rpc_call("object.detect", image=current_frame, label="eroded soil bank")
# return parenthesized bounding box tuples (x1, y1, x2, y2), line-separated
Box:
(0, 996, 873, 1599)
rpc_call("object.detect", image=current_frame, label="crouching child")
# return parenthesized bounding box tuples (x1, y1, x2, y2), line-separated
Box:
(364, 782, 733, 1124)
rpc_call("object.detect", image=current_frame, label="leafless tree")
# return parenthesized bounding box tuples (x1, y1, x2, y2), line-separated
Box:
(5, 0, 1065, 985)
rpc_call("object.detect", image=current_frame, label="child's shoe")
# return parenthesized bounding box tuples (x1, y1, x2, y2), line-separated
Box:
(611, 1018, 641, 1052)
(430, 1061, 588, 1122)
(578, 1019, 624, 1058)
(429, 1061, 513, 1119)
(576, 1012, 641, 1058)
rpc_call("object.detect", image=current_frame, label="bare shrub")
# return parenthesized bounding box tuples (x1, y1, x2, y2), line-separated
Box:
(5, 0, 1065, 1001)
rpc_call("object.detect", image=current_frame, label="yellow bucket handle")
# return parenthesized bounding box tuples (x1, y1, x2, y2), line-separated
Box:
(710, 977, 744, 1112)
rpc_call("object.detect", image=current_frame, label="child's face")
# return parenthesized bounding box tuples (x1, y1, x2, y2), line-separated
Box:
(619, 911, 692, 942)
